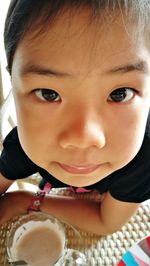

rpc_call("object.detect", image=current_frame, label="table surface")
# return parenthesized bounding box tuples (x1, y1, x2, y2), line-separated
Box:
(0, 188, 150, 266)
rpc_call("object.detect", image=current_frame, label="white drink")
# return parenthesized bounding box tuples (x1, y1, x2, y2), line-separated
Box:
(8, 215, 66, 266)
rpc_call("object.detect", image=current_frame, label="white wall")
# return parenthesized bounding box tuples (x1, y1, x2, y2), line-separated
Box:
(0, 1, 11, 98)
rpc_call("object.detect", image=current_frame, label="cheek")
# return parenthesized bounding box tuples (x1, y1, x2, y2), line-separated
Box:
(17, 124, 52, 168)
(13, 94, 52, 163)
(110, 111, 148, 167)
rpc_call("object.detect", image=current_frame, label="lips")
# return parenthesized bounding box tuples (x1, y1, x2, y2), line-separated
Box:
(57, 162, 100, 174)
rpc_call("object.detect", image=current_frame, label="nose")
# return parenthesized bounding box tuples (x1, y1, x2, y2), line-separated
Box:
(58, 111, 106, 150)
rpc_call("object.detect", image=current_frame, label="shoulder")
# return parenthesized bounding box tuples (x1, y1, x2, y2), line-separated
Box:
(0, 127, 39, 179)
(109, 131, 150, 203)
(2, 127, 28, 159)
(3, 126, 19, 144)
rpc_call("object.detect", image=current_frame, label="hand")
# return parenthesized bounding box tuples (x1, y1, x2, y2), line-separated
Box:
(0, 190, 33, 225)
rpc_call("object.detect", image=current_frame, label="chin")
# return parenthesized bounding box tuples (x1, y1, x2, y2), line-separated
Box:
(53, 171, 106, 187)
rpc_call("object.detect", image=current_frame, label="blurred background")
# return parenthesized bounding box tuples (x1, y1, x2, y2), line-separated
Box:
(0, 1, 38, 191)
(0, 0, 17, 140)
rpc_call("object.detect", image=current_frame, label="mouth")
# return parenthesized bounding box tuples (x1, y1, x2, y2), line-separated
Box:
(56, 162, 101, 174)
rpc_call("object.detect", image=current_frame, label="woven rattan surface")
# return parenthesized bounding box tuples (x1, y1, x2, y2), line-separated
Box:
(0, 188, 149, 266)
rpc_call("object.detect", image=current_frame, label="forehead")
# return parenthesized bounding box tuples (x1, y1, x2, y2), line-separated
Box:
(12, 8, 150, 75)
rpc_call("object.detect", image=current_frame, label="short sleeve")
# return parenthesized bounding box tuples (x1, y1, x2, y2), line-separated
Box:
(0, 127, 39, 180)
(109, 134, 150, 203)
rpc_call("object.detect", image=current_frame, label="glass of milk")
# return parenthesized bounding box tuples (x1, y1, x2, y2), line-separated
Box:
(7, 212, 66, 266)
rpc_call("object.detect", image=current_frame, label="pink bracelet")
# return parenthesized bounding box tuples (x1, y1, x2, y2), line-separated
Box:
(28, 191, 46, 212)
(28, 182, 51, 212)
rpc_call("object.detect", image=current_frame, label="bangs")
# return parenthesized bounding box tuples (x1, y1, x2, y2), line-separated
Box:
(4, 0, 150, 73)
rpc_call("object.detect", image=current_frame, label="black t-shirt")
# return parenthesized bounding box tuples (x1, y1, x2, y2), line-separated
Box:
(0, 120, 150, 203)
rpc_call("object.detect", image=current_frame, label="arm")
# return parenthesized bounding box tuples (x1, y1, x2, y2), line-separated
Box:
(0, 172, 139, 235)
(0, 173, 33, 224)
(40, 191, 140, 235)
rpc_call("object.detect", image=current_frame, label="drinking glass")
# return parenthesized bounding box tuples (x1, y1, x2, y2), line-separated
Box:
(7, 212, 87, 266)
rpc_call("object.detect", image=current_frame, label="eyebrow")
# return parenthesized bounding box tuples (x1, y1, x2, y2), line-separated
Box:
(21, 64, 72, 77)
(21, 60, 149, 77)
(106, 60, 148, 75)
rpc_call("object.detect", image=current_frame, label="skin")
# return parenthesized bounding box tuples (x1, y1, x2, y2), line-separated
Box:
(0, 8, 150, 234)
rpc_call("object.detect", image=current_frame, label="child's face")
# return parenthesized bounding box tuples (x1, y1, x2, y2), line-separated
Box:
(11, 9, 150, 187)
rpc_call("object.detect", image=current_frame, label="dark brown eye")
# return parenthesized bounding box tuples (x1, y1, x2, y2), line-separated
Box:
(34, 89, 60, 102)
(108, 87, 135, 102)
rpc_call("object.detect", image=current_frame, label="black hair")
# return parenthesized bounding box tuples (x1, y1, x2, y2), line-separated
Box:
(4, 0, 150, 73)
